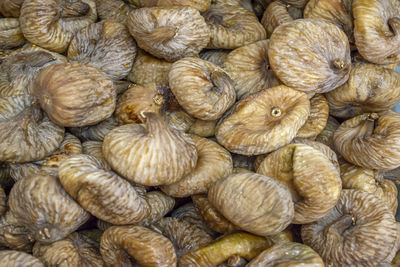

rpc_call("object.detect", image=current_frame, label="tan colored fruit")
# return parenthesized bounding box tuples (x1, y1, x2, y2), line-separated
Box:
(33, 63, 116, 127)
(223, 40, 280, 100)
(302, 190, 398, 267)
(269, 19, 351, 93)
(0, 18, 25, 49)
(82, 141, 109, 166)
(129, 0, 211, 11)
(100, 225, 177, 266)
(95, 0, 132, 25)
(0, 0, 23, 17)
(163, 109, 196, 132)
(315, 116, 340, 151)
(103, 113, 197, 186)
(188, 119, 217, 137)
(0, 212, 33, 251)
(203, 4, 266, 49)
(261, 2, 294, 36)
(19, 0, 97, 53)
(216, 85, 310, 155)
(69, 116, 118, 142)
(334, 112, 400, 170)
(161, 135, 233, 197)
(199, 49, 230, 66)
(0, 250, 44, 267)
(138, 191, 175, 227)
(127, 6, 210, 62)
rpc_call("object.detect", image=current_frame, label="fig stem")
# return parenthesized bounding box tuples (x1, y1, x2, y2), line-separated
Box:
(333, 60, 345, 69)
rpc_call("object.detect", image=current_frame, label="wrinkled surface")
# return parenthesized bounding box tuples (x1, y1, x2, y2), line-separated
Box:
(296, 94, 329, 138)
(0, 0, 23, 17)
(199, 49, 230, 66)
(130, 0, 211, 11)
(0, 250, 44, 267)
(0, 212, 33, 251)
(138, 191, 175, 227)
(69, 116, 118, 142)
(96, 0, 132, 25)
(0, 18, 25, 49)
(0, 186, 5, 216)
(315, 116, 340, 151)
(261, 1, 294, 36)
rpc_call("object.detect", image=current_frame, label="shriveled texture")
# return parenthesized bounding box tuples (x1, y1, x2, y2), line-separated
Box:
(20, 0, 97, 53)
(103, 113, 197, 186)
(0, 250, 44, 267)
(261, 1, 294, 36)
(58, 154, 150, 225)
(127, 6, 210, 62)
(199, 49, 230, 66)
(0, 212, 33, 251)
(68, 20, 137, 80)
(9, 163, 40, 182)
(82, 141, 108, 166)
(0, 18, 25, 49)
(100, 225, 177, 267)
(340, 162, 398, 215)
(268, 19, 351, 93)
(169, 57, 236, 120)
(257, 144, 341, 224)
(0, 186, 5, 216)
(326, 63, 400, 118)
(69, 116, 118, 142)
(188, 119, 217, 137)
(223, 40, 280, 100)
(192, 194, 239, 234)
(353, 0, 400, 64)
(315, 116, 340, 151)
(334, 112, 400, 170)
(216, 85, 310, 155)
(302, 190, 398, 267)
(247, 242, 324, 267)
(208, 173, 294, 236)
(130, 0, 211, 11)
(163, 109, 195, 132)
(95, 0, 132, 25)
(33, 63, 116, 127)
(8, 174, 90, 243)
(138, 191, 175, 227)
(179, 232, 273, 267)
(0, 0, 23, 17)
(203, 4, 266, 49)
(296, 94, 329, 138)
(32, 232, 105, 266)
(0, 95, 65, 163)
(161, 135, 233, 197)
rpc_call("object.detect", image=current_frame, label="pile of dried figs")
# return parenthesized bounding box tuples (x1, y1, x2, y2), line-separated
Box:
(1, 0, 400, 266)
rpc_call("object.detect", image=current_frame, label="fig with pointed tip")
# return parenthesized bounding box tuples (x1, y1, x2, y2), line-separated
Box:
(203, 4, 266, 49)
(100, 225, 177, 266)
(69, 116, 118, 142)
(216, 85, 310, 155)
(138, 191, 175, 227)
(315, 116, 340, 151)
(130, 0, 211, 11)
(261, 2, 297, 36)
(334, 112, 400, 170)
(8, 174, 90, 243)
(269, 19, 351, 93)
(257, 144, 341, 224)
(209, 172, 294, 236)
(302, 189, 398, 267)
(95, 0, 133, 25)
(326, 63, 400, 118)
(0, 250, 44, 267)
(223, 40, 280, 100)
(32, 232, 105, 266)
(353, 0, 400, 64)
(199, 49, 230, 66)
(33, 63, 116, 127)
(0, 212, 33, 251)
(0, 0, 23, 17)
(103, 112, 197, 186)
(0, 18, 25, 49)
(127, 6, 210, 62)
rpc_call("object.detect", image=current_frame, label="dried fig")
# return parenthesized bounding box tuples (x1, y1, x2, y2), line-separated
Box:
(0, 0, 23, 17)
(334, 112, 400, 170)
(0, 212, 33, 251)
(261, 2, 294, 36)
(0, 250, 44, 267)
(199, 49, 230, 66)
(33, 63, 116, 127)
(69, 116, 118, 142)
(268, 19, 351, 93)
(188, 119, 217, 137)
(138, 191, 175, 227)
(0, 18, 25, 49)
(302, 189, 398, 267)
(9, 163, 40, 182)
(257, 144, 341, 224)
(161, 135, 232, 197)
(8, 174, 90, 243)
(130, 0, 211, 11)
(353, 0, 400, 64)
(215, 85, 310, 155)
(95, 0, 132, 25)
(202, 4, 266, 49)
(20, 0, 97, 53)
(315, 116, 340, 151)
(103, 112, 197, 186)
(326, 63, 400, 118)
(32, 232, 105, 266)
(223, 40, 280, 100)
(163, 109, 195, 132)
(208, 172, 294, 236)
(247, 242, 324, 267)
(127, 6, 210, 62)
(100, 225, 177, 266)
(0, 185, 5, 216)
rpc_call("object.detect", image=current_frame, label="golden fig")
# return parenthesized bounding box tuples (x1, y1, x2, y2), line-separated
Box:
(0, 18, 25, 49)
(261, 2, 295, 36)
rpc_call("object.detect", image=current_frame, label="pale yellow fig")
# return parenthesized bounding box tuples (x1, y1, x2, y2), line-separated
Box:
(0, 18, 25, 49)
(0, 250, 44, 267)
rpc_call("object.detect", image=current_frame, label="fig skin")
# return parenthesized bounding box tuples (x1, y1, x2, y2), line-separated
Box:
(82, 141, 108, 166)
(315, 116, 340, 151)
(33, 63, 116, 127)
(326, 63, 400, 118)
(202, 4, 266, 49)
(334, 112, 400, 170)
(257, 144, 341, 224)
(67, 20, 137, 80)
(0, 0, 23, 17)
(161, 135, 233, 197)
(163, 109, 196, 132)
(130, 0, 211, 11)
(8, 174, 90, 243)
(58, 154, 151, 225)
(32, 232, 105, 267)
(100, 225, 177, 267)
(0, 18, 25, 49)
(188, 119, 217, 137)
(103, 113, 198, 186)
(215, 85, 310, 156)
(137, 191, 175, 227)
(69, 116, 118, 142)
(169, 57, 236, 120)
(268, 19, 351, 93)
(223, 40, 280, 100)
(261, 1, 294, 36)
(199, 49, 230, 66)
(208, 172, 294, 236)
(19, 0, 97, 53)
(353, 0, 400, 65)
(127, 6, 210, 62)
(0, 211, 33, 251)
(95, 0, 132, 25)
(302, 189, 398, 267)
(0, 250, 44, 267)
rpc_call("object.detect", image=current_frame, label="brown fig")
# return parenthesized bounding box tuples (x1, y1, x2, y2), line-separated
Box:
(199, 49, 230, 66)
(0, 18, 25, 49)
(261, 2, 297, 36)
(69, 116, 118, 142)
(315, 116, 340, 151)
(130, 0, 211, 11)
(163, 109, 196, 132)
(0, 0, 23, 17)
(0, 212, 33, 251)
(188, 119, 217, 137)
(138, 191, 175, 227)
(95, 0, 133, 25)
(0, 250, 44, 267)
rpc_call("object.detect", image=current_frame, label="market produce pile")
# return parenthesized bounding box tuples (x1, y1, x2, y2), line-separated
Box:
(1, 0, 400, 266)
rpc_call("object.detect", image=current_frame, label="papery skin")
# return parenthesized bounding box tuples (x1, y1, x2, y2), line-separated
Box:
(261, 1, 294, 36)
(0, 0, 23, 17)
(0, 18, 25, 49)
(0, 250, 44, 267)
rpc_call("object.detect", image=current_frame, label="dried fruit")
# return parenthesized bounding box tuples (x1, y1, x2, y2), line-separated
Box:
(188, 119, 217, 137)
(82, 141, 108, 165)
(315, 116, 340, 151)
(130, 0, 211, 11)
(0, 0, 23, 17)
(268, 19, 351, 93)
(0, 250, 44, 267)
(0, 18, 25, 49)
(138, 191, 175, 227)
(95, 0, 132, 25)
(261, 2, 295, 36)
(0, 186, 5, 216)
(0, 212, 33, 251)
(163, 109, 195, 132)
(199, 49, 230, 66)
(69, 116, 118, 142)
